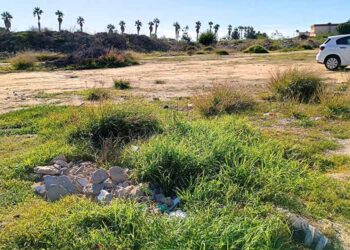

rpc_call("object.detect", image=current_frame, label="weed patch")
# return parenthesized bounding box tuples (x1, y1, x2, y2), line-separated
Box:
(192, 85, 255, 117)
(86, 88, 110, 101)
(9, 52, 37, 70)
(244, 45, 269, 54)
(113, 79, 131, 90)
(269, 68, 325, 103)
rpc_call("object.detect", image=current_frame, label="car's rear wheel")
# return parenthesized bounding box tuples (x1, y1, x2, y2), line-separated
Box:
(325, 56, 340, 71)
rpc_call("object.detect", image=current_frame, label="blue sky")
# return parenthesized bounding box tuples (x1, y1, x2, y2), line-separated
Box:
(1, 0, 349, 38)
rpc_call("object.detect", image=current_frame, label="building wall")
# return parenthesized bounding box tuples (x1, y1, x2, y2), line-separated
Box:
(310, 24, 338, 36)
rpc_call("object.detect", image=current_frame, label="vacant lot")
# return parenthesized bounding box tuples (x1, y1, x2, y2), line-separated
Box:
(0, 50, 347, 114)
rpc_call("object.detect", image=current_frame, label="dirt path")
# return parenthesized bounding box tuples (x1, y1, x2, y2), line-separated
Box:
(0, 52, 347, 114)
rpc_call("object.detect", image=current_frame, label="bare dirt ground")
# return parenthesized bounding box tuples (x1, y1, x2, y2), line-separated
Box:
(0, 51, 348, 114)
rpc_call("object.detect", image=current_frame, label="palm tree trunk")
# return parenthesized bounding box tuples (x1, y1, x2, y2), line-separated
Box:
(59, 23, 61, 32)
(38, 21, 41, 32)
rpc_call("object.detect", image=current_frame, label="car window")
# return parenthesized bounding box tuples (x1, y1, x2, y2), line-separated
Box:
(336, 37, 350, 45)
(324, 39, 331, 44)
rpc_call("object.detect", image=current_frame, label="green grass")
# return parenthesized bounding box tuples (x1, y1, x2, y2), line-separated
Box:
(0, 102, 349, 248)
(113, 79, 131, 90)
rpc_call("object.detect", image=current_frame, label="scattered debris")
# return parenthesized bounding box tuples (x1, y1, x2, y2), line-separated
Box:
(278, 208, 333, 250)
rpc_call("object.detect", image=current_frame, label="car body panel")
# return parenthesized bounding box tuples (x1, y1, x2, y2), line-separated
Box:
(316, 34, 350, 67)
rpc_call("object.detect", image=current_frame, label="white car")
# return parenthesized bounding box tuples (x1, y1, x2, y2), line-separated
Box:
(316, 34, 350, 70)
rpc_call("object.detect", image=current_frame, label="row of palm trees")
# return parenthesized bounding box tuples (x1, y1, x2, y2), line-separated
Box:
(1, 8, 256, 40)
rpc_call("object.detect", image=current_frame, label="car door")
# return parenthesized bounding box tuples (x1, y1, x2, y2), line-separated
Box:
(336, 36, 350, 64)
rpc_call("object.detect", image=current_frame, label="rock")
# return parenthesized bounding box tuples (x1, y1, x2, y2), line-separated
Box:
(113, 185, 143, 198)
(51, 155, 67, 164)
(91, 169, 108, 184)
(47, 184, 70, 201)
(73, 176, 89, 193)
(33, 184, 46, 197)
(108, 167, 128, 184)
(34, 166, 60, 176)
(97, 190, 112, 203)
(169, 210, 187, 219)
(53, 160, 69, 168)
(83, 183, 104, 196)
(103, 178, 114, 189)
(44, 175, 75, 194)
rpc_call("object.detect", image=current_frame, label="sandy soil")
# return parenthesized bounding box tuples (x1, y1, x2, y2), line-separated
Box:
(0, 51, 348, 114)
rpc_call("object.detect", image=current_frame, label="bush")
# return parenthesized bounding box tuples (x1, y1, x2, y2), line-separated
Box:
(244, 45, 269, 53)
(86, 88, 110, 101)
(199, 32, 217, 46)
(9, 52, 37, 70)
(192, 85, 255, 117)
(70, 107, 161, 149)
(215, 50, 229, 55)
(268, 68, 325, 103)
(50, 48, 138, 70)
(323, 95, 350, 119)
(114, 79, 131, 89)
(203, 46, 214, 51)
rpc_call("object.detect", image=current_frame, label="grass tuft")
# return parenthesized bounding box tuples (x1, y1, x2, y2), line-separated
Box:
(114, 79, 131, 90)
(268, 68, 325, 103)
(86, 88, 110, 101)
(9, 52, 37, 70)
(244, 45, 269, 54)
(192, 85, 255, 117)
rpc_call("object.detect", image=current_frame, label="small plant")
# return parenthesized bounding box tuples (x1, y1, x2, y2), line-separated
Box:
(114, 79, 131, 90)
(199, 31, 217, 46)
(192, 85, 255, 117)
(154, 80, 166, 85)
(86, 88, 110, 101)
(9, 52, 37, 70)
(244, 45, 269, 54)
(268, 68, 325, 103)
(203, 46, 214, 52)
(323, 95, 350, 119)
(215, 50, 229, 56)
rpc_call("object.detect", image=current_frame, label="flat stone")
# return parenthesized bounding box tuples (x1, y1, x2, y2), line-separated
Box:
(83, 183, 104, 196)
(34, 166, 60, 176)
(33, 184, 46, 197)
(108, 167, 128, 184)
(44, 175, 74, 194)
(91, 169, 108, 184)
(73, 176, 89, 193)
(53, 160, 69, 168)
(47, 184, 70, 201)
(113, 185, 143, 198)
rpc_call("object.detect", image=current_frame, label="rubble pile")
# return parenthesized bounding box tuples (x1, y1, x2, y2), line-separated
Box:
(33, 155, 145, 203)
(32, 156, 186, 217)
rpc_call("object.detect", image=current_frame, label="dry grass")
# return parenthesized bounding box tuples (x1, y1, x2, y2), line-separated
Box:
(192, 85, 255, 117)
(9, 52, 38, 70)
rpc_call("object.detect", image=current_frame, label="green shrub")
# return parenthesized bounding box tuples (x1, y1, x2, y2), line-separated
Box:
(215, 50, 229, 55)
(199, 32, 217, 46)
(86, 88, 110, 101)
(70, 107, 161, 149)
(337, 21, 350, 34)
(192, 85, 255, 117)
(9, 52, 37, 70)
(323, 95, 350, 119)
(244, 45, 269, 54)
(114, 79, 130, 90)
(268, 68, 325, 103)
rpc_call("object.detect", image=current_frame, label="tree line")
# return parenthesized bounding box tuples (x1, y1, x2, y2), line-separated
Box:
(1, 7, 267, 41)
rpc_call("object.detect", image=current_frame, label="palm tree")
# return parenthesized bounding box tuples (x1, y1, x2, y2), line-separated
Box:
(119, 21, 126, 34)
(1, 12, 13, 31)
(55, 10, 64, 32)
(33, 7, 43, 32)
(228, 25, 232, 37)
(195, 21, 201, 41)
(107, 24, 115, 33)
(135, 20, 142, 35)
(148, 21, 154, 37)
(214, 24, 220, 36)
(243, 26, 248, 39)
(153, 18, 160, 37)
(173, 22, 181, 40)
(208, 21, 213, 32)
(77, 16, 85, 32)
